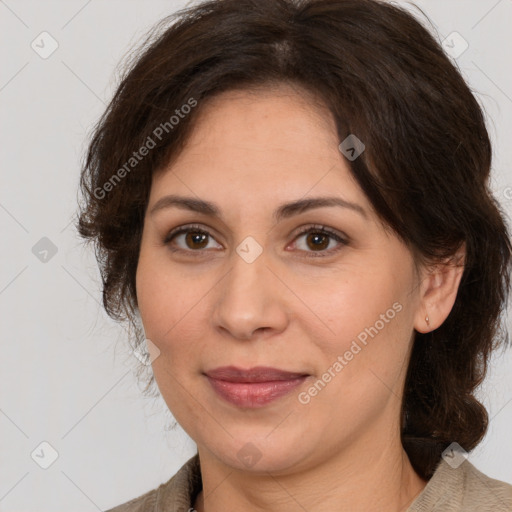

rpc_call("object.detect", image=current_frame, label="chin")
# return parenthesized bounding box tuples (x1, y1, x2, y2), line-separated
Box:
(204, 435, 316, 475)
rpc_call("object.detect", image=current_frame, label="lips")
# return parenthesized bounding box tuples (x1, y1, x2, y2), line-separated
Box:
(205, 366, 309, 382)
(204, 366, 310, 408)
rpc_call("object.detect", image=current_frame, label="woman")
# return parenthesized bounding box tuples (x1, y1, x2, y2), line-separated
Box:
(77, 0, 512, 510)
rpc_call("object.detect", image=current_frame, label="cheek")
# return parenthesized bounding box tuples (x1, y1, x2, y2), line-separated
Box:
(304, 264, 406, 345)
(138, 289, 197, 353)
(299, 279, 412, 434)
(135, 254, 208, 418)
(136, 248, 223, 375)
(300, 264, 414, 397)
(136, 249, 195, 349)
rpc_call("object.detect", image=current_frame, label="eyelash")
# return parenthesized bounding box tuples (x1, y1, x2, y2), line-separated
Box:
(163, 223, 348, 258)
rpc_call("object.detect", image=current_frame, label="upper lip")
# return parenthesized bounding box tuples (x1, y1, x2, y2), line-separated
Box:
(205, 366, 309, 383)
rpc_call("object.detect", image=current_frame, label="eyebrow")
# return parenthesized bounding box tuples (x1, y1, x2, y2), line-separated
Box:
(149, 194, 368, 221)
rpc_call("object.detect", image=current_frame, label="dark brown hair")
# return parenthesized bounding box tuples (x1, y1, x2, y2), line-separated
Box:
(77, 0, 512, 479)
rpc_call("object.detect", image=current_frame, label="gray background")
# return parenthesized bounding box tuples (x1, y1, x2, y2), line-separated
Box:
(1, 1, 511, 510)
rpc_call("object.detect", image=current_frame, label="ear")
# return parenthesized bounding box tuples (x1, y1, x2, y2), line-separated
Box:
(414, 243, 466, 333)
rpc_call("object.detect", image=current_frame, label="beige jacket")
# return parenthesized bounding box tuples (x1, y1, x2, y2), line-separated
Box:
(105, 454, 512, 511)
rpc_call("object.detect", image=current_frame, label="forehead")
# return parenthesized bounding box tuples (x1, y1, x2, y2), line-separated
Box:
(184, 84, 336, 153)
(150, 85, 369, 210)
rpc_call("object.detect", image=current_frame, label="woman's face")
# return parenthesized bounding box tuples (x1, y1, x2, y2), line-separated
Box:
(136, 85, 426, 474)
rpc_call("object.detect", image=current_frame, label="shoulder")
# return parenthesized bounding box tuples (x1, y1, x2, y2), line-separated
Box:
(104, 454, 202, 512)
(408, 458, 512, 512)
(461, 461, 512, 511)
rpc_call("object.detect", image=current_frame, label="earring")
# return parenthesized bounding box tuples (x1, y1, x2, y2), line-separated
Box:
(425, 315, 430, 326)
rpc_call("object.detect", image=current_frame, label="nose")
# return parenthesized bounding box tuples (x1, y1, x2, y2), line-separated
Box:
(211, 248, 289, 341)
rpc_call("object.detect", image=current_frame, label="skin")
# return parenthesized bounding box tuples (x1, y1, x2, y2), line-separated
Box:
(136, 84, 465, 512)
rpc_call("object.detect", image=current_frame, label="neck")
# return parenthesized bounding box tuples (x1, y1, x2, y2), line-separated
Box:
(193, 434, 428, 512)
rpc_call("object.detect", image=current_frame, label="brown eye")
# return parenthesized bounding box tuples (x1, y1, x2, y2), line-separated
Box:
(184, 231, 209, 249)
(164, 225, 222, 253)
(305, 232, 330, 251)
(293, 225, 347, 256)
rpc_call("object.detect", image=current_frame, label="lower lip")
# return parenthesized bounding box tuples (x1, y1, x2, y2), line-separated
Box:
(206, 376, 308, 408)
